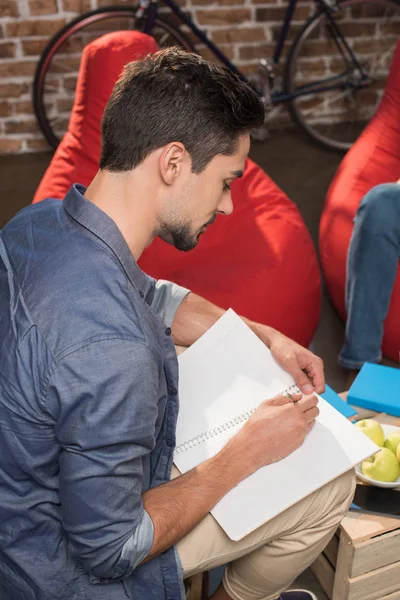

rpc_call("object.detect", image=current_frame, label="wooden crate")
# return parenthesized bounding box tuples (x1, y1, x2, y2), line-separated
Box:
(311, 409, 400, 600)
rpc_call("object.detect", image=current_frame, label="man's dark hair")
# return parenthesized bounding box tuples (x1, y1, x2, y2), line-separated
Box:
(100, 47, 265, 173)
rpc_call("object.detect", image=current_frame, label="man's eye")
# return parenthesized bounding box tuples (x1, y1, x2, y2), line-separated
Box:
(223, 183, 231, 192)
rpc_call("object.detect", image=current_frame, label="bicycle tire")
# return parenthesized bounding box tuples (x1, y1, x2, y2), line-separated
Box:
(33, 7, 194, 149)
(284, 0, 400, 151)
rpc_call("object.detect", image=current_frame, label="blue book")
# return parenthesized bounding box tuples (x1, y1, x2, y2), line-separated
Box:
(348, 363, 400, 416)
(321, 384, 357, 418)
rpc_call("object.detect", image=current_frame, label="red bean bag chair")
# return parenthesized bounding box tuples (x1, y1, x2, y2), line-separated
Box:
(319, 40, 400, 361)
(33, 30, 321, 347)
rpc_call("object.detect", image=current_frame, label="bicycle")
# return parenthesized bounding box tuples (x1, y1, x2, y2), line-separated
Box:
(33, 0, 400, 152)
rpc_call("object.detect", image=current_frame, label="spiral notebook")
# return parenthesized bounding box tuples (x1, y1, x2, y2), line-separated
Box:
(174, 309, 378, 541)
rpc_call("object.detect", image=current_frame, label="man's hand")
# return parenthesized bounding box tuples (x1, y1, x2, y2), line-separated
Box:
(229, 392, 319, 474)
(253, 325, 325, 395)
(143, 391, 319, 561)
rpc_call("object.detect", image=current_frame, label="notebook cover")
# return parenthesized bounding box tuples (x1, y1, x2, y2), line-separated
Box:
(321, 384, 358, 418)
(347, 363, 400, 417)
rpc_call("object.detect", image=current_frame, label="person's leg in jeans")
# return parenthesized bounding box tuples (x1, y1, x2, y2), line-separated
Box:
(339, 183, 400, 370)
(178, 468, 355, 600)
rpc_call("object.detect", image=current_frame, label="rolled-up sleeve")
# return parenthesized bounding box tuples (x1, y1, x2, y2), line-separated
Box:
(145, 277, 190, 327)
(45, 337, 160, 580)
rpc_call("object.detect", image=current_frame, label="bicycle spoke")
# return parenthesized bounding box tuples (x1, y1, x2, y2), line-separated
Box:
(43, 84, 59, 93)
(299, 87, 354, 118)
(158, 31, 170, 46)
(51, 57, 80, 74)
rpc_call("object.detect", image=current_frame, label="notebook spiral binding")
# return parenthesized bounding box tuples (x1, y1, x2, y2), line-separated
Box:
(174, 383, 300, 455)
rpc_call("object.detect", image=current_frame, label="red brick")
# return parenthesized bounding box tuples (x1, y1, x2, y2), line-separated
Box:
(0, 102, 12, 117)
(338, 22, 377, 37)
(27, 138, 52, 151)
(5, 120, 40, 135)
(298, 59, 326, 77)
(62, 0, 91, 10)
(239, 43, 273, 60)
(57, 98, 74, 112)
(6, 19, 66, 38)
(29, 0, 58, 15)
(212, 26, 266, 44)
(350, 3, 396, 18)
(353, 38, 400, 54)
(329, 57, 351, 72)
(15, 101, 35, 115)
(195, 8, 251, 25)
(0, 139, 22, 154)
(256, 5, 310, 22)
(1, 0, 19, 17)
(272, 23, 318, 42)
(198, 44, 234, 62)
(22, 39, 49, 56)
(0, 61, 37, 78)
(0, 83, 29, 98)
(296, 40, 341, 57)
(256, 6, 286, 21)
(63, 75, 78, 90)
(0, 42, 17, 59)
(386, 22, 400, 35)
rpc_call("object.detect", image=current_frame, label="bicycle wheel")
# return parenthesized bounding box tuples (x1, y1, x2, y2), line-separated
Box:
(33, 7, 194, 149)
(284, 0, 400, 151)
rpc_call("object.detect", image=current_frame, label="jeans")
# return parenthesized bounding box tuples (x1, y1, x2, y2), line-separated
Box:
(339, 183, 400, 369)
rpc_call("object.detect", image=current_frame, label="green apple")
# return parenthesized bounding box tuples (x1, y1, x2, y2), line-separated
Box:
(384, 431, 400, 456)
(355, 419, 385, 447)
(362, 448, 400, 482)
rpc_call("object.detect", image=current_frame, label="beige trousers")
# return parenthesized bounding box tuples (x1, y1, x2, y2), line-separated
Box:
(174, 466, 356, 600)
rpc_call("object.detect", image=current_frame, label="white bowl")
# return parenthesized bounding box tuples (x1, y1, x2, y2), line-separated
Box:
(356, 424, 400, 489)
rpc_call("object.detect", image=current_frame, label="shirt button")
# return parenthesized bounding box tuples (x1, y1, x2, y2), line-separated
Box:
(165, 327, 171, 336)
(166, 439, 174, 447)
(139, 290, 144, 298)
(169, 387, 177, 395)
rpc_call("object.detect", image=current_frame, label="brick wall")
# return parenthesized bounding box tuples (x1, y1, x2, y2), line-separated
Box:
(0, 0, 398, 154)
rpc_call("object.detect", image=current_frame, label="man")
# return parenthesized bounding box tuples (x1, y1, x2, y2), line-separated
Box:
(0, 49, 355, 600)
(339, 182, 400, 372)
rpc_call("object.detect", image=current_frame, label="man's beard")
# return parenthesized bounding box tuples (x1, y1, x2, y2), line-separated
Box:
(158, 221, 198, 252)
(159, 215, 216, 252)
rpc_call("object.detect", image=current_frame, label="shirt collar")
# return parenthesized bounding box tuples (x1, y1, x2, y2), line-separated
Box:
(63, 184, 151, 296)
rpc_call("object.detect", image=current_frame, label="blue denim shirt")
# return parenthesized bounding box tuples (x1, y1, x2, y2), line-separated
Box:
(0, 185, 190, 600)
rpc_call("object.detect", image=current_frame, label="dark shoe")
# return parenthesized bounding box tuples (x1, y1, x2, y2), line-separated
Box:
(279, 591, 318, 600)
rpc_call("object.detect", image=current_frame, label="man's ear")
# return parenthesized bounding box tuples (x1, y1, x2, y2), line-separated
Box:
(159, 142, 188, 185)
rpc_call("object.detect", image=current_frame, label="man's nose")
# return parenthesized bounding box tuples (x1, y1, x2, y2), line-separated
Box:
(217, 193, 234, 216)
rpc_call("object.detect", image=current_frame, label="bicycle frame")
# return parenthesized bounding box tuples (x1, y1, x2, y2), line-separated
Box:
(142, 0, 368, 103)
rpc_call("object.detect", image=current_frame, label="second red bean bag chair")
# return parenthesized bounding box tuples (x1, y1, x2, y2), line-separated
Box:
(319, 40, 400, 361)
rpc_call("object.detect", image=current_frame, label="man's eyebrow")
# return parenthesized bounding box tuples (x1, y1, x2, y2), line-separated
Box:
(230, 170, 243, 178)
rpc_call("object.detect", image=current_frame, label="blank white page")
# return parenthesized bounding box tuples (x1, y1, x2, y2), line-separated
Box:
(174, 310, 378, 540)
